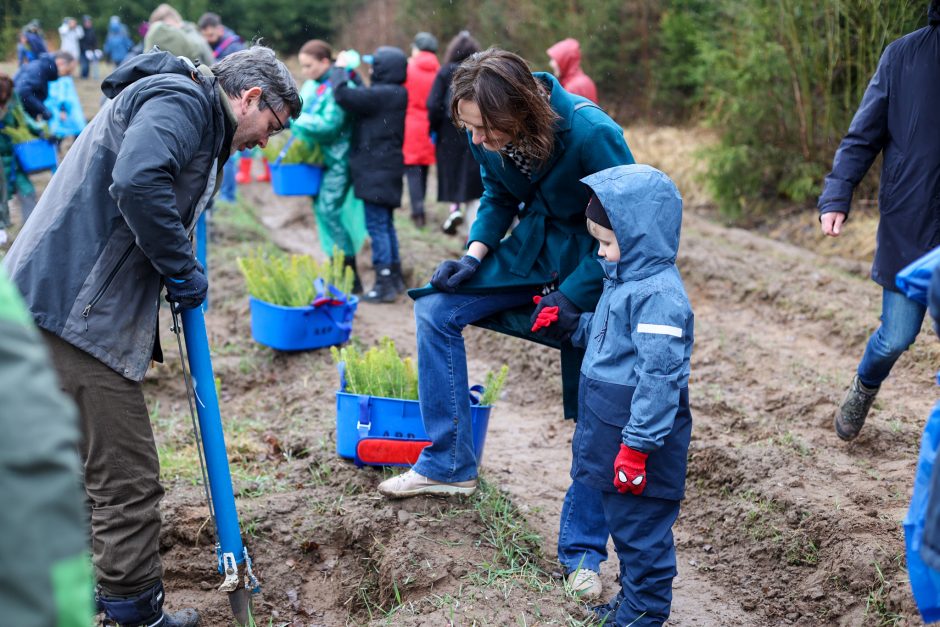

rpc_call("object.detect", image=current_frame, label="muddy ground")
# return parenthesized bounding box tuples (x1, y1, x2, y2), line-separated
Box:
(148, 160, 933, 627)
(3, 66, 933, 626)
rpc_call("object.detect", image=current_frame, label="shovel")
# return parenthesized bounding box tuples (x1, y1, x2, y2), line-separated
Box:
(172, 305, 259, 625)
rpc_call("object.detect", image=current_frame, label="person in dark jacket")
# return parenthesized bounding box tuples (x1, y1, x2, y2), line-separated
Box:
(13, 51, 76, 121)
(198, 12, 252, 200)
(378, 48, 634, 499)
(197, 12, 245, 61)
(79, 16, 100, 80)
(331, 46, 408, 303)
(819, 0, 940, 442)
(427, 31, 484, 236)
(3, 45, 300, 627)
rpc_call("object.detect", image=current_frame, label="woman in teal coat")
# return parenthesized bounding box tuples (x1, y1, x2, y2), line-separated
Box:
(380, 48, 634, 497)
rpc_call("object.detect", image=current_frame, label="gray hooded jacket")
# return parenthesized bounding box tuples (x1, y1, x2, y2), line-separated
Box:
(4, 51, 233, 380)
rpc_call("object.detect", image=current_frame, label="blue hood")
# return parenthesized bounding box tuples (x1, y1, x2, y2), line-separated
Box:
(581, 164, 682, 281)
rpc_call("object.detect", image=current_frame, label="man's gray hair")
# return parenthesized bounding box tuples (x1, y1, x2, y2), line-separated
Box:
(212, 45, 302, 120)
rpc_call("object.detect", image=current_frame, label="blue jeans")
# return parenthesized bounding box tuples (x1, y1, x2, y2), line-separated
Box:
(363, 203, 400, 266)
(558, 480, 609, 574)
(413, 290, 537, 482)
(219, 157, 237, 202)
(857, 288, 926, 388)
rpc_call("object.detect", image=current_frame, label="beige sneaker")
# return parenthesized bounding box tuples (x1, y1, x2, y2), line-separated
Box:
(377, 469, 477, 498)
(567, 568, 603, 601)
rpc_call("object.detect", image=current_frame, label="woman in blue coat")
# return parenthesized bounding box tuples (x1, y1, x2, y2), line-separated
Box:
(379, 48, 634, 498)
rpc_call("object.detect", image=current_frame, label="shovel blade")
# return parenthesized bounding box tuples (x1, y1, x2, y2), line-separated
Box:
(229, 587, 253, 626)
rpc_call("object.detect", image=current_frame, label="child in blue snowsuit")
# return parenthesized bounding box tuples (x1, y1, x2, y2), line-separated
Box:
(533, 163, 693, 626)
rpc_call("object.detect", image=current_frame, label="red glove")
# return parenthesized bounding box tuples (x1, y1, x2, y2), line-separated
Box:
(613, 444, 648, 495)
(530, 295, 560, 332)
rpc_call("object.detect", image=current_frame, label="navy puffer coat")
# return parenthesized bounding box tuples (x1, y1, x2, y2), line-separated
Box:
(818, 4, 940, 291)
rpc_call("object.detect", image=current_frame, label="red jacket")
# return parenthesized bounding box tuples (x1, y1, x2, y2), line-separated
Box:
(547, 38, 597, 103)
(403, 50, 440, 165)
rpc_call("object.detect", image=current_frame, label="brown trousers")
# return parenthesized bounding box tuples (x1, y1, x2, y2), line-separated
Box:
(42, 330, 164, 596)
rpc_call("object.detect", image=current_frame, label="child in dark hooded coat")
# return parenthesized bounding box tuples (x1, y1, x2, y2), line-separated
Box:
(330, 46, 408, 303)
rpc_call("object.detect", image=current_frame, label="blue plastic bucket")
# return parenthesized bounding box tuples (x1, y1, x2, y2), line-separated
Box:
(270, 163, 323, 196)
(13, 139, 58, 173)
(335, 391, 492, 461)
(249, 295, 357, 351)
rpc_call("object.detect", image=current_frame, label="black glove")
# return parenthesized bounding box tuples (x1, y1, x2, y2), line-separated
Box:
(164, 261, 208, 312)
(430, 255, 480, 293)
(530, 290, 580, 341)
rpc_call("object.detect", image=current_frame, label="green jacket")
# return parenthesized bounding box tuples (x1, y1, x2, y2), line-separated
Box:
(0, 268, 93, 627)
(0, 93, 40, 199)
(291, 74, 351, 168)
(411, 73, 634, 311)
(144, 21, 214, 66)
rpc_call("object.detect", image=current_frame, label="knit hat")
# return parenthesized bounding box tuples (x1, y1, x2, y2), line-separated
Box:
(413, 32, 438, 53)
(585, 194, 612, 230)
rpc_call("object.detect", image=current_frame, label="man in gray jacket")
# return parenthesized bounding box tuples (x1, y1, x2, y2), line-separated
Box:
(3, 45, 300, 627)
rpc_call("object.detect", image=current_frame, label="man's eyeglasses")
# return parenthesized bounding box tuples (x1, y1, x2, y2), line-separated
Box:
(260, 93, 286, 136)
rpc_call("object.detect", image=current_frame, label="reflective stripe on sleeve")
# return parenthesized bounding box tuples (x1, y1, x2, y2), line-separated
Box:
(636, 323, 683, 338)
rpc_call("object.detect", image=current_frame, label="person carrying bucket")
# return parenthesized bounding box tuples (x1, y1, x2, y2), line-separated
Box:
(3, 45, 301, 627)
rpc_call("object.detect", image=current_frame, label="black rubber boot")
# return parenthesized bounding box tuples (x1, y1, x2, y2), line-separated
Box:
(97, 581, 200, 627)
(411, 213, 426, 228)
(390, 262, 406, 294)
(342, 255, 363, 295)
(363, 265, 398, 303)
(834, 375, 880, 441)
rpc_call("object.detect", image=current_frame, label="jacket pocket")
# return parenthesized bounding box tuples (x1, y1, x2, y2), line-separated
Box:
(572, 378, 635, 492)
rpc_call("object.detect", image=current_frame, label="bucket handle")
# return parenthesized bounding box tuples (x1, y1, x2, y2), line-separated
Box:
(469, 384, 486, 406)
(273, 134, 297, 168)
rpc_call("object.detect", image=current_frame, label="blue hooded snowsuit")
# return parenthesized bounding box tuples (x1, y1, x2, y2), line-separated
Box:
(570, 164, 693, 627)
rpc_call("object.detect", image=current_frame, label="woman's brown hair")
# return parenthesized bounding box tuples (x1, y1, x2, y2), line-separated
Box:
(449, 47, 558, 164)
(300, 39, 332, 61)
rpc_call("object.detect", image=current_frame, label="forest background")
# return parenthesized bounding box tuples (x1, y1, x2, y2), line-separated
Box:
(0, 0, 928, 218)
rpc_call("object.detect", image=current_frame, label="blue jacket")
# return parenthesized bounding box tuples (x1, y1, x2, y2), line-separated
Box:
(818, 5, 940, 291)
(212, 28, 245, 60)
(13, 54, 58, 120)
(103, 21, 134, 65)
(572, 165, 694, 452)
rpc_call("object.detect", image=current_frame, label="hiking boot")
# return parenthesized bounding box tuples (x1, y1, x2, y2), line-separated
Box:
(390, 262, 407, 294)
(590, 589, 624, 625)
(363, 266, 398, 303)
(442, 209, 463, 235)
(834, 375, 880, 441)
(377, 469, 477, 498)
(567, 568, 603, 601)
(411, 213, 426, 228)
(342, 255, 363, 295)
(157, 609, 200, 627)
(97, 581, 199, 627)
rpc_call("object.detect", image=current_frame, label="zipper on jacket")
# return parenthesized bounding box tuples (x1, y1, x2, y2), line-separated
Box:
(81, 243, 135, 329)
